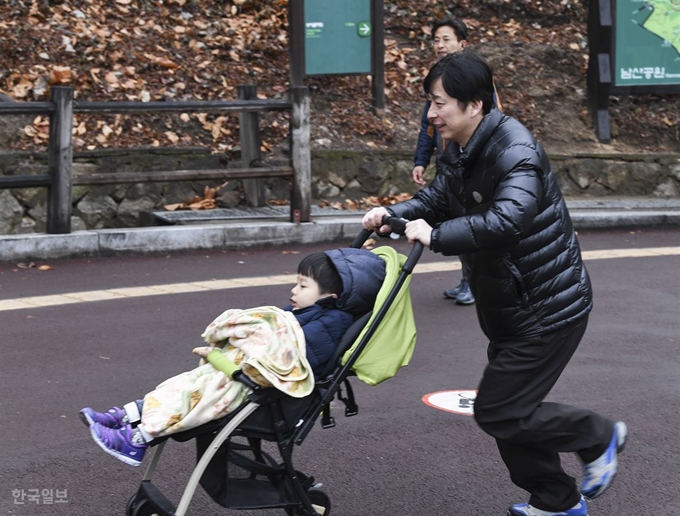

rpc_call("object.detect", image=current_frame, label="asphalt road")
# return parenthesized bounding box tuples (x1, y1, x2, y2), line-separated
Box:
(1, 228, 679, 516)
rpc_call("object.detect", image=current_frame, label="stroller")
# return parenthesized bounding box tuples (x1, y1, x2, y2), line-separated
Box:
(125, 218, 423, 516)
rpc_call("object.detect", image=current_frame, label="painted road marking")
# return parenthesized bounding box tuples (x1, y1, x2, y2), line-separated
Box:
(422, 390, 478, 416)
(1, 246, 679, 312)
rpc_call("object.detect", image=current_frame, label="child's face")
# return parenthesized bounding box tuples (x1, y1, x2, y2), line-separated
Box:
(290, 274, 332, 310)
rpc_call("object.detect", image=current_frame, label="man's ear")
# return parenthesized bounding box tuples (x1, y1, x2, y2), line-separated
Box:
(469, 99, 484, 118)
(459, 40, 468, 49)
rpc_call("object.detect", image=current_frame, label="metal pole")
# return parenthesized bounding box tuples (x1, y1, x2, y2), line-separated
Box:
(289, 0, 305, 87)
(371, 0, 385, 117)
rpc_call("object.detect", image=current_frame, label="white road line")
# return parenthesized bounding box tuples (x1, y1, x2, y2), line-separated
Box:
(1, 246, 679, 312)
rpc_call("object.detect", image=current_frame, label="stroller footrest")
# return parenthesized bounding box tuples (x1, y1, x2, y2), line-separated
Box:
(137, 481, 176, 515)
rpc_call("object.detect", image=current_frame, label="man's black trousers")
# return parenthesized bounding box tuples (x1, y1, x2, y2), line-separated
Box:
(473, 316, 614, 511)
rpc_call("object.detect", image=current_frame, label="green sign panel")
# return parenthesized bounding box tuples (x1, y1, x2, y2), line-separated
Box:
(614, 0, 680, 86)
(304, 0, 372, 75)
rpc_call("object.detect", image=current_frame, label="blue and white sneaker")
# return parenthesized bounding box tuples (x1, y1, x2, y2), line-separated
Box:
(507, 496, 588, 516)
(90, 423, 147, 467)
(580, 421, 627, 500)
(79, 406, 128, 429)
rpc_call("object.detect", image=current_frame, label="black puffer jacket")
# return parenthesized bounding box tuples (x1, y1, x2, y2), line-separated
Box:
(388, 108, 592, 341)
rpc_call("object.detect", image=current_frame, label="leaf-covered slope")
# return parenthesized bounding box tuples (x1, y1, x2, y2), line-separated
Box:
(1, 0, 677, 155)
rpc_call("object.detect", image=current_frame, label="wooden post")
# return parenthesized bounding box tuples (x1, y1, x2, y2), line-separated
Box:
(290, 86, 311, 223)
(238, 84, 265, 206)
(371, 0, 385, 117)
(46, 86, 74, 234)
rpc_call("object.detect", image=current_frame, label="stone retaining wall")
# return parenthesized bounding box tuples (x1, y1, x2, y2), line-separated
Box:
(1, 148, 679, 234)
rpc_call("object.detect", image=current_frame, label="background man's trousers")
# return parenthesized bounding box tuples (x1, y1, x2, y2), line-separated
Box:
(473, 316, 614, 511)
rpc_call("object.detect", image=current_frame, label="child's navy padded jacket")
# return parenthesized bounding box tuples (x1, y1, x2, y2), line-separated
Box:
(285, 248, 386, 375)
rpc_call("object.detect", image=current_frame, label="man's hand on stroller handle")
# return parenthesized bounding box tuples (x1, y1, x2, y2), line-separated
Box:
(361, 208, 432, 247)
(403, 218, 432, 247)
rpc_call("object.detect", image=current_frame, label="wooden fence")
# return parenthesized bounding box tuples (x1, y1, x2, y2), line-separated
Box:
(0, 85, 311, 233)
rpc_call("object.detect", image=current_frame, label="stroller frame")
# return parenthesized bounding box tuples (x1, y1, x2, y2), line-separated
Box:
(125, 222, 423, 516)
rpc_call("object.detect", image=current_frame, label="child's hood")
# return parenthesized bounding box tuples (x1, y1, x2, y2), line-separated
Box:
(324, 248, 386, 317)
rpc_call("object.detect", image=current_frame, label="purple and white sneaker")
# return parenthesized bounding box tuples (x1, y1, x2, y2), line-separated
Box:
(90, 423, 147, 467)
(79, 406, 128, 429)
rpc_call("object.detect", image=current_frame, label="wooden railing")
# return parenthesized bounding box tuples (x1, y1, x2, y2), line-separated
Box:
(0, 85, 311, 233)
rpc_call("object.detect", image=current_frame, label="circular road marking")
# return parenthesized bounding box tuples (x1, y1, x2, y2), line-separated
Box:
(422, 389, 477, 417)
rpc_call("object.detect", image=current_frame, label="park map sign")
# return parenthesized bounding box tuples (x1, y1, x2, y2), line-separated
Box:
(615, 0, 680, 86)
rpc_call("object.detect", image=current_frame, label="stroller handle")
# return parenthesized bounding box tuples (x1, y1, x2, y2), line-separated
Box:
(351, 216, 424, 273)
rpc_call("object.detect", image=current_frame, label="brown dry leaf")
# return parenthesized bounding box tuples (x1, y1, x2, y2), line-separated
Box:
(204, 185, 217, 199)
(163, 203, 184, 211)
(281, 250, 300, 255)
(344, 199, 357, 212)
(17, 262, 36, 269)
(362, 238, 377, 249)
(37, 265, 53, 271)
(157, 58, 179, 69)
(50, 66, 73, 85)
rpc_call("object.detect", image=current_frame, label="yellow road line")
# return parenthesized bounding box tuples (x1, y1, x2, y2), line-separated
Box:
(1, 246, 679, 312)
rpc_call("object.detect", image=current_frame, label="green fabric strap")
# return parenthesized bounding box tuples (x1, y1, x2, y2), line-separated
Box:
(206, 349, 239, 380)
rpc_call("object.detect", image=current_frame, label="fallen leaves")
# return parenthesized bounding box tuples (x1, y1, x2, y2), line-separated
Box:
(317, 192, 413, 212)
(163, 182, 229, 211)
(15, 262, 53, 271)
(0, 0, 675, 157)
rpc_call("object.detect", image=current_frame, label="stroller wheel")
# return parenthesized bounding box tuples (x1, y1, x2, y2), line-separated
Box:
(307, 486, 331, 516)
(125, 494, 159, 516)
(285, 485, 331, 516)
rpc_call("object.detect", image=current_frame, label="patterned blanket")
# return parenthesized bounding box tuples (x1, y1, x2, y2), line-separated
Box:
(141, 306, 313, 438)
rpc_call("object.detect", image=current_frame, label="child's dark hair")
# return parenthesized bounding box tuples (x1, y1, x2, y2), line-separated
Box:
(297, 252, 343, 296)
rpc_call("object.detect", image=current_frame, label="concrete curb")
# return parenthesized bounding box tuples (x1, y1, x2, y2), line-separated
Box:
(0, 218, 365, 262)
(2, 199, 679, 262)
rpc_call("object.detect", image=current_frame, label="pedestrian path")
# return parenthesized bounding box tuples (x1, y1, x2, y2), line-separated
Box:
(2, 245, 679, 313)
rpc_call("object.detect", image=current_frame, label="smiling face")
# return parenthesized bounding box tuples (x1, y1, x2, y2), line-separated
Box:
(290, 274, 333, 310)
(427, 77, 483, 148)
(432, 25, 467, 60)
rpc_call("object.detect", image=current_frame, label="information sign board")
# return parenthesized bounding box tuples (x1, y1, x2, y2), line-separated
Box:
(304, 0, 372, 75)
(614, 0, 680, 86)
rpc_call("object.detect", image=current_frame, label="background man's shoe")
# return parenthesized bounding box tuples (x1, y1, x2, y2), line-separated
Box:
(443, 285, 462, 299)
(455, 284, 475, 305)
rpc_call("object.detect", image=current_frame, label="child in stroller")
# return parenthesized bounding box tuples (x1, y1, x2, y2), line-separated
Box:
(80, 248, 386, 467)
(90, 220, 422, 516)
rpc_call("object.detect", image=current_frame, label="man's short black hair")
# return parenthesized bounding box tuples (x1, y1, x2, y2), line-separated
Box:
(431, 18, 468, 42)
(297, 252, 343, 296)
(423, 51, 495, 115)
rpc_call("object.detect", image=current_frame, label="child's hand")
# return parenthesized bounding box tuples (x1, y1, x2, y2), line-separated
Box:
(192, 346, 214, 358)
